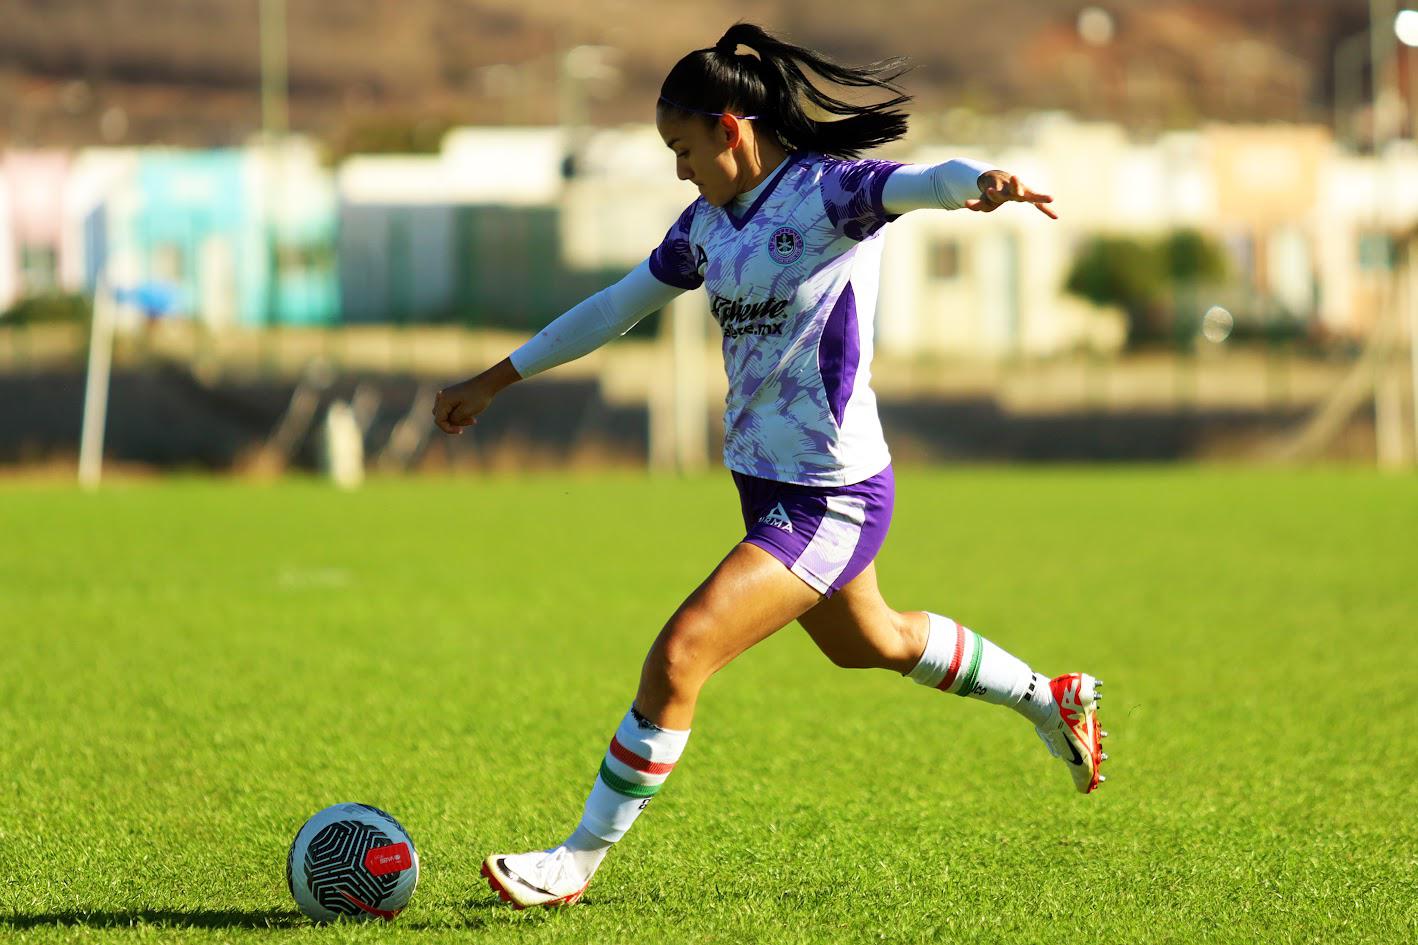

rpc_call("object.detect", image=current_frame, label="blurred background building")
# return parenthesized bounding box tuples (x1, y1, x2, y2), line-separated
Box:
(2, 0, 1417, 478)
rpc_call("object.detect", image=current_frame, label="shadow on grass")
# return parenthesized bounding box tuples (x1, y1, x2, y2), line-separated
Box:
(1, 909, 303, 930)
(5, 896, 612, 930)
(4, 900, 601, 933)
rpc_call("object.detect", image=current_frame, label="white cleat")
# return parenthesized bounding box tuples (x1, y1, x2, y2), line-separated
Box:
(482, 848, 589, 909)
(1035, 673, 1107, 794)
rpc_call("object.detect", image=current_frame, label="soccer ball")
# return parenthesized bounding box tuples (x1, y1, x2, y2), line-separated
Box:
(287, 803, 419, 922)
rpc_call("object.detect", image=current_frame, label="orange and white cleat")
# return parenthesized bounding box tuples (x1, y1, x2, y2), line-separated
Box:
(482, 849, 589, 909)
(1035, 673, 1108, 794)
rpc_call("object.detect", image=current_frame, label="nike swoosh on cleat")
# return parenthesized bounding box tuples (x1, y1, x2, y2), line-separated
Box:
(499, 858, 560, 898)
(1061, 737, 1083, 766)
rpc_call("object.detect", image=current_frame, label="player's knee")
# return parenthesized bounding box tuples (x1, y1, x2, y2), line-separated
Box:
(647, 611, 715, 694)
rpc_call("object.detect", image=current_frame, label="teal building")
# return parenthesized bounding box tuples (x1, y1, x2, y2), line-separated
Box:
(99, 143, 339, 326)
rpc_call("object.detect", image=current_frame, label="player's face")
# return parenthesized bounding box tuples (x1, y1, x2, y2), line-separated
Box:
(656, 110, 739, 207)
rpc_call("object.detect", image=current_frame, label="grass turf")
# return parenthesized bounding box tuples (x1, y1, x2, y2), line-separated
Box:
(0, 467, 1414, 944)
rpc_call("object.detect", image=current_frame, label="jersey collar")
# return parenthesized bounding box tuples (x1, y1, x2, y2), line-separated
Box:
(722, 153, 800, 231)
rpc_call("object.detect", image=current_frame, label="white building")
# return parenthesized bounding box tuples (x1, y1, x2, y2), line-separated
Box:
(7, 116, 1418, 349)
(336, 127, 577, 323)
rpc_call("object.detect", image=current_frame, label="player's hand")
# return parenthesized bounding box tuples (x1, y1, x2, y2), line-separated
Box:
(432, 376, 496, 435)
(432, 358, 523, 435)
(966, 171, 1058, 220)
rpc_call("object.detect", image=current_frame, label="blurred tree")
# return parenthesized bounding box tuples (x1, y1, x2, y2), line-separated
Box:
(1065, 229, 1229, 347)
(1160, 229, 1229, 284)
(1, 292, 92, 326)
(1161, 229, 1230, 346)
(1065, 236, 1164, 345)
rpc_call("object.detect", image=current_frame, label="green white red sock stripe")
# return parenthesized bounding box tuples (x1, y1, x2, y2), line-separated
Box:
(598, 757, 664, 798)
(908, 613, 979, 695)
(906, 612, 1056, 725)
(936, 622, 983, 696)
(579, 707, 690, 842)
(608, 736, 676, 775)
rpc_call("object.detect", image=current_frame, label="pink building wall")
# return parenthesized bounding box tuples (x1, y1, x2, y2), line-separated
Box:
(1, 151, 73, 307)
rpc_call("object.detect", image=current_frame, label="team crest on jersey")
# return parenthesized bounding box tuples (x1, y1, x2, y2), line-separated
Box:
(768, 226, 804, 265)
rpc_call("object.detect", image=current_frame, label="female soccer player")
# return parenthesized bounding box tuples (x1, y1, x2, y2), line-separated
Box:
(433, 23, 1106, 909)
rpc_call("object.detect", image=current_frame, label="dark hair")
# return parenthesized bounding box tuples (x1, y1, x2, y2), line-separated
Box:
(658, 23, 910, 160)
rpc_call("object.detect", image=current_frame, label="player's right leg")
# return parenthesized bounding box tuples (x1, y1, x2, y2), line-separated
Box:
(797, 564, 1108, 794)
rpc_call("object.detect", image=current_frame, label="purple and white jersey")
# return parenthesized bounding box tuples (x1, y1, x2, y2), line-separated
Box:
(648, 152, 903, 487)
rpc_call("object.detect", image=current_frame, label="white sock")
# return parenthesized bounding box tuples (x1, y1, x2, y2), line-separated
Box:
(555, 825, 610, 880)
(908, 612, 1056, 726)
(574, 707, 690, 858)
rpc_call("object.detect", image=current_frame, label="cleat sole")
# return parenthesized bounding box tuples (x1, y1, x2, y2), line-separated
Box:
(1087, 675, 1105, 793)
(1077, 673, 1104, 794)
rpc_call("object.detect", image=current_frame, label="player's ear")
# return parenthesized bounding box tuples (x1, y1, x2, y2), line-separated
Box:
(719, 114, 742, 149)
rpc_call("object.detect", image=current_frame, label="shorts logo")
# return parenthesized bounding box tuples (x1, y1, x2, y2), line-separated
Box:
(768, 226, 804, 265)
(758, 502, 794, 533)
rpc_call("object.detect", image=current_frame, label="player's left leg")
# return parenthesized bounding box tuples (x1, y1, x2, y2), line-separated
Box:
(797, 564, 1108, 793)
(483, 541, 823, 909)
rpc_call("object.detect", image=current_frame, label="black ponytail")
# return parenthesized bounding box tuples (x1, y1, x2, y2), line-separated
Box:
(658, 23, 911, 160)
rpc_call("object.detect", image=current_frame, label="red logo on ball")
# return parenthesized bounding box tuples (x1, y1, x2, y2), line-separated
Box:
(364, 842, 412, 876)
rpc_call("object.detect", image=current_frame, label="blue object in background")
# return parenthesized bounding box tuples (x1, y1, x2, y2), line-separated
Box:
(114, 282, 180, 318)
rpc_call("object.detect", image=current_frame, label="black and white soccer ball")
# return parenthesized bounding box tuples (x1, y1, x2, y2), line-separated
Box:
(287, 803, 419, 922)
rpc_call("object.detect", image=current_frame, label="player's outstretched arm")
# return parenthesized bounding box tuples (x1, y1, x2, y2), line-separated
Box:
(882, 161, 1057, 219)
(432, 260, 685, 435)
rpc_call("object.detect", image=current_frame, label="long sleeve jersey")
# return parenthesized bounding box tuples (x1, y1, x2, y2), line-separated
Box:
(511, 152, 991, 486)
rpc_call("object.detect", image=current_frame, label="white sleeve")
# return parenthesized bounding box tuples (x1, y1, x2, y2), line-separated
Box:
(508, 260, 686, 379)
(881, 158, 996, 213)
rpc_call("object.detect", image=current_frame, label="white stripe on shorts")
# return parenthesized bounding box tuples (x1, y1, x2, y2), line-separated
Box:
(791, 494, 869, 594)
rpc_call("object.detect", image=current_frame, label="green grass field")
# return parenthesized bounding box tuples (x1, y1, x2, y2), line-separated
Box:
(1, 468, 1415, 944)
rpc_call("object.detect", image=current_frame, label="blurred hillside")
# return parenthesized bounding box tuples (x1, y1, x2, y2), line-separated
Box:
(2, 0, 1374, 150)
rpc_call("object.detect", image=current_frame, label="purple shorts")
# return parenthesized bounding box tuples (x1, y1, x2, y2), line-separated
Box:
(732, 464, 895, 597)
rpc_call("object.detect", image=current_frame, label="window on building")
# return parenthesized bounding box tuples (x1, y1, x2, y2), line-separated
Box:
(276, 242, 335, 278)
(19, 244, 57, 291)
(1357, 231, 1396, 272)
(928, 239, 961, 280)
